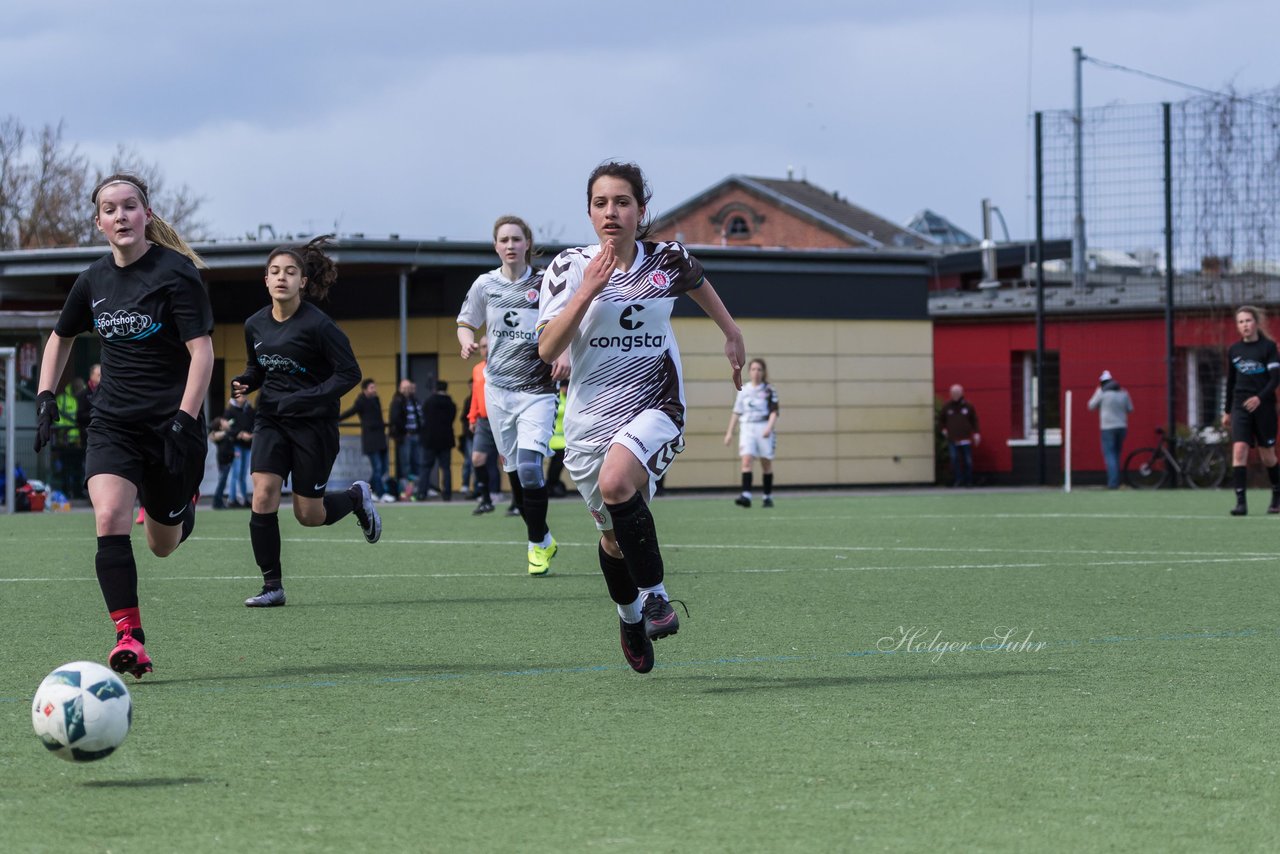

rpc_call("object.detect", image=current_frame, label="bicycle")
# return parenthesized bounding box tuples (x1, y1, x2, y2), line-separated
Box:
(1123, 428, 1228, 489)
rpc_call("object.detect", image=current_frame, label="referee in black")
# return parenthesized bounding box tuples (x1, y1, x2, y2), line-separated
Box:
(232, 236, 382, 608)
(34, 173, 213, 679)
(1222, 305, 1280, 516)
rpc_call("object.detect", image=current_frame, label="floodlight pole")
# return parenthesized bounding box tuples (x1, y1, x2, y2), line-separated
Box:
(1035, 111, 1047, 486)
(1072, 46, 1087, 289)
(1163, 102, 1176, 439)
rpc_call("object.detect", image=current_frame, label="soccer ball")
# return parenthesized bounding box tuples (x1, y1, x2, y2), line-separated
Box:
(31, 661, 132, 762)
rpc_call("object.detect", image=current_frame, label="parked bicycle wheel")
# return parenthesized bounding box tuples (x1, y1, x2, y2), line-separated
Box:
(1185, 445, 1228, 489)
(1125, 447, 1171, 489)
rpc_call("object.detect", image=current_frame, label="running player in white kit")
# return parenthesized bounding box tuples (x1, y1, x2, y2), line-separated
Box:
(537, 162, 745, 673)
(724, 358, 780, 507)
(458, 216, 570, 575)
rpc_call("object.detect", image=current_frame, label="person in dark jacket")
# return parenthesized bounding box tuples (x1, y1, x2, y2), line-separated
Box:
(388, 379, 424, 499)
(939, 384, 981, 487)
(341, 378, 393, 501)
(420, 380, 458, 500)
(209, 415, 236, 509)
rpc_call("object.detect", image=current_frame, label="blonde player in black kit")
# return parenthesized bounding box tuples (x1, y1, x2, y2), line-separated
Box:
(33, 173, 213, 679)
(1222, 305, 1280, 516)
(231, 237, 382, 607)
(538, 162, 745, 673)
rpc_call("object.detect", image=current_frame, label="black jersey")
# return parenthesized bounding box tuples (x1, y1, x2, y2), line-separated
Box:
(240, 301, 361, 420)
(53, 244, 213, 424)
(1225, 337, 1280, 409)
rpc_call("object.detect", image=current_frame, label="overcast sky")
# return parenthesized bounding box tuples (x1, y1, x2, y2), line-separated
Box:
(6, 0, 1279, 246)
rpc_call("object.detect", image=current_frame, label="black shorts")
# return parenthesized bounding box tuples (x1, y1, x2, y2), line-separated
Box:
(85, 416, 206, 524)
(1230, 402, 1278, 447)
(252, 413, 340, 498)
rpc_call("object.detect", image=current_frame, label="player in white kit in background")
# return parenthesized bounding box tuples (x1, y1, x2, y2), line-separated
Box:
(724, 357, 779, 508)
(537, 161, 745, 674)
(458, 215, 569, 575)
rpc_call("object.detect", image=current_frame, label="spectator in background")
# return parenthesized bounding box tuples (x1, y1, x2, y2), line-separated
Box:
(75, 363, 100, 446)
(54, 379, 85, 498)
(341, 378, 394, 502)
(1087, 370, 1134, 489)
(209, 415, 236, 509)
(459, 378, 475, 498)
(420, 379, 457, 500)
(223, 391, 255, 508)
(939, 384, 980, 487)
(388, 378, 424, 499)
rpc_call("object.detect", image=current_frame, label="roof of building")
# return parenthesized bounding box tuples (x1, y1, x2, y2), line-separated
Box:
(906, 209, 979, 246)
(652, 175, 936, 250)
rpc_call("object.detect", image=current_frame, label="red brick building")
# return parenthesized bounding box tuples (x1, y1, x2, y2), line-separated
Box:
(650, 174, 934, 250)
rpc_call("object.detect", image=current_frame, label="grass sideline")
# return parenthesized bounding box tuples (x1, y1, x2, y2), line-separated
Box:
(1, 489, 1276, 852)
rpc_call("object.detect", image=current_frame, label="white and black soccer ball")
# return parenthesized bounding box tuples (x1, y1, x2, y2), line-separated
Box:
(31, 661, 132, 762)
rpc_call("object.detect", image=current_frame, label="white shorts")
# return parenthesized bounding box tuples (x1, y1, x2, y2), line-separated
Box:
(485, 386, 558, 471)
(564, 409, 684, 531)
(738, 421, 776, 460)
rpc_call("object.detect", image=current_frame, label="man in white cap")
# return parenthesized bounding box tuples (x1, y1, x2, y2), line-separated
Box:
(1088, 370, 1134, 488)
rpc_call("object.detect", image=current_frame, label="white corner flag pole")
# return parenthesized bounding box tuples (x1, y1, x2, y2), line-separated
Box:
(1063, 389, 1073, 493)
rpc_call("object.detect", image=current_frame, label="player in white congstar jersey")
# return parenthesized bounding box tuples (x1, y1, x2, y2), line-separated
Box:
(537, 161, 745, 674)
(724, 358, 780, 508)
(458, 215, 570, 576)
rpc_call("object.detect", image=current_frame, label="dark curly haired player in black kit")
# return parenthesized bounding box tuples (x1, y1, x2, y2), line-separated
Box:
(34, 173, 213, 679)
(1222, 305, 1280, 516)
(231, 236, 382, 608)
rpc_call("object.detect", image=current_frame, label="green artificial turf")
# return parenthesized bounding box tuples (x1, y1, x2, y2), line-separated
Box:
(1, 489, 1276, 852)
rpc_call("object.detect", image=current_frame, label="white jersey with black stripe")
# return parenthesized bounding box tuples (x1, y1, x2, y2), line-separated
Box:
(538, 240, 704, 453)
(457, 266, 554, 394)
(733, 382, 779, 423)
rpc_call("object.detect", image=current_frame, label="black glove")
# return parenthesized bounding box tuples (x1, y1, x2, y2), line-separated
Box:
(33, 391, 59, 452)
(161, 411, 205, 476)
(230, 373, 261, 395)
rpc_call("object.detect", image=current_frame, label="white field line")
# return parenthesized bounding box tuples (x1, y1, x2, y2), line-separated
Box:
(1, 554, 1272, 584)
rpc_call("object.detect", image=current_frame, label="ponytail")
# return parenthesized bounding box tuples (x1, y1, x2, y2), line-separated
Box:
(146, 214, 207, 270)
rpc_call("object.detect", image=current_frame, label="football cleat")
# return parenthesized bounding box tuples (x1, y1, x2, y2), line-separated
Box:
(348, 480, 382, 544)
(528, 537, 558, 576)
(762, 496, 774, 508)
(641, 593, 685, 641)
(472, 501, 495, 516)
(109, 628, 153, 679)
(734, 495, 751, 508)
(245, 586, 286, 608)
(1231, 502, 1248, 517)
(619, 618, 655, 674)
(1269, 494, 1280, 514)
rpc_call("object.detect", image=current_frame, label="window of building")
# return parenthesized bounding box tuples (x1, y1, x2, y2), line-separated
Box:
(1011, 350, 1060, 438)
(726, 216, 750, 238)
(1184, 347, 1224, 428)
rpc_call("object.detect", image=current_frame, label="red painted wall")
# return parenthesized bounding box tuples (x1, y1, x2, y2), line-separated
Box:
(934, 312, 1238, 478)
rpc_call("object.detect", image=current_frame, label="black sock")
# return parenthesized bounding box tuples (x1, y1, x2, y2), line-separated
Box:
(507, 472, 524, 510)
(95, 534, 138, 612)
(598, 541, 639, 607)
(741, 472, 752, 493)
(322, 492, 355, 525)
(1268, 465, 1280, 490)
(522, 485, 549, 542)
(249, 511, 283, 588)
(1233, 466, 1247, 502)
(763, 473, 774, 496)
(176, 499, 197, 544)
(606, 491, 664, 588)
(476, 468, 490, 503)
